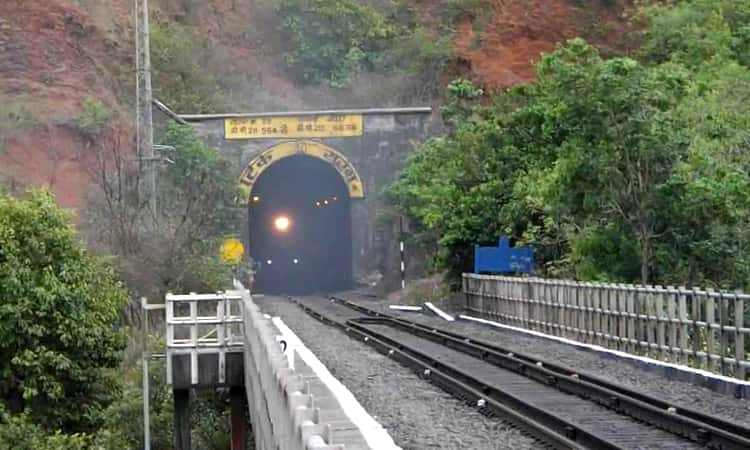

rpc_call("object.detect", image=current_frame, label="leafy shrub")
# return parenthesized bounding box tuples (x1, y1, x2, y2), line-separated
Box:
(440, 0, 491, 24)
(0, 191, 129, 432)
(275, 0, 394, 86)
(0, 92, 36, 153)
(0, 408, 89, 450)
(75, 98, 111, 140)
(378, 26, 455, 101)
(150, 23, 228, 113)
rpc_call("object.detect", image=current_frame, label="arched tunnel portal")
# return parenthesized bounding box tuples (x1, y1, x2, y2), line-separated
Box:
(241, 141, 364, 295)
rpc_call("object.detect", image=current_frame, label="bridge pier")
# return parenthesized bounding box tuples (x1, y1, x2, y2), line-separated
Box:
(165, 292, 246, 450)
(173, 389, 191, 450)
(230, 386, 248, 450)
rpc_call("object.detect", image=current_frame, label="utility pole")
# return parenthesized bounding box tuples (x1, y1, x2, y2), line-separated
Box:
(135, 0, 157, 221)
(135, 1, 156, 448)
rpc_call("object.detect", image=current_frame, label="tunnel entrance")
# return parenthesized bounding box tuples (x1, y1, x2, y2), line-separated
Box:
(248, 154, 353, 295)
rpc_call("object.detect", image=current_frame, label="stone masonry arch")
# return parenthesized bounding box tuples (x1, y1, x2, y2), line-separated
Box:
(238, 140, 365, 204)
(165, 107, 433, 291)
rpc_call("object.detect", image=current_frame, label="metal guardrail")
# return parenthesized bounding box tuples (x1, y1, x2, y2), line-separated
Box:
(165, 292, 244, 386)
(463, 274, 749, 380)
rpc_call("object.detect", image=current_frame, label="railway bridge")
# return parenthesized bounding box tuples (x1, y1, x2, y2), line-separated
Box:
(160, 276, 750, 450)
(151, 104, 750, 450)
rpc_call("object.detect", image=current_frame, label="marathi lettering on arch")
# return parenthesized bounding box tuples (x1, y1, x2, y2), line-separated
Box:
(238, 141, 365, 202)
(225, 115, 363, 139)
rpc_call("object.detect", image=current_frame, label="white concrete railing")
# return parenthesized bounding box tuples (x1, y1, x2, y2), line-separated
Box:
(235, 280, 400, 450)
(463, 274, 750, 380)
(165, 292, 244, 386)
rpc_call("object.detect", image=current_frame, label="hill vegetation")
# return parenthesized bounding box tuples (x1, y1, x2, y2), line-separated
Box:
(390, 0, 750, 292)
(9, 0, 750, 447)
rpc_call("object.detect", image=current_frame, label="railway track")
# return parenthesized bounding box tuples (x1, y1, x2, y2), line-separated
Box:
(289, 295, 750, 450)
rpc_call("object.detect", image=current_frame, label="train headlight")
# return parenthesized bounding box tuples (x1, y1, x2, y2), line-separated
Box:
(293, 258, 299, 264)
(273, 215, 291, 232)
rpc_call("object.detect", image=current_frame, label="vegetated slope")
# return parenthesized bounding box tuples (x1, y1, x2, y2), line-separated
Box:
(0, 0, 132, 209)
(0, 0, 631, 209)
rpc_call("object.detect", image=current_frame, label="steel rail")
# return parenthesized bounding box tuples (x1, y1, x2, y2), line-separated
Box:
(292, 298, 580, 449)
(329, 296, 750, 450)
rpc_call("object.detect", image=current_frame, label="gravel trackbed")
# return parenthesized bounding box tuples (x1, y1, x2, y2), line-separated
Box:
(254, 295, 540, 450)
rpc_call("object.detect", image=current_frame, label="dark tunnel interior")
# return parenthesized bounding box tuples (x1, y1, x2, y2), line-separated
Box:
(248, 154, 353, 295)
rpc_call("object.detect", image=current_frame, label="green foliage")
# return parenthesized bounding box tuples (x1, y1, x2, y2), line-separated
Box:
(151, 22, 228, 113)
(377, 26, 455, 100)
(81, 121, 242, 302)
(93, 354, 237, 450)
(0, 407, 89, 450)
(0, 191, 129, 433)
(446, 78, 484, 99)
(390, 24, 750, 291)
(0, 92, 36, 153)
(276, 0, 395, 86)
(440, 0, 492, 25)
(74, 98, 111, 141)
(92, 356, 173, 450)
(638, 0, 750, 67)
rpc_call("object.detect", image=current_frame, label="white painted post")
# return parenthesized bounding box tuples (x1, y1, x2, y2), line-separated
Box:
(666, 287, 677, 363)
(655, 286, 666, 360)
(678, 287, 688, 365)
(190, 298, 198, 386)
(706, 289, 716, 373)
(735, 293, 746, 379)
(627, 286, 636, 353)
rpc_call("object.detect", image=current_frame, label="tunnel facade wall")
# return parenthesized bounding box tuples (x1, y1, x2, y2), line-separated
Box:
(186, 110, 432, 291)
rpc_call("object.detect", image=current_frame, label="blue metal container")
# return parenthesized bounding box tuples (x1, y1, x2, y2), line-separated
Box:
(474, 237, 533, 274)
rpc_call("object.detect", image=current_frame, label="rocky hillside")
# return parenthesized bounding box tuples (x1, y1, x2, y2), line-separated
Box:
(0, 0, 631, 209)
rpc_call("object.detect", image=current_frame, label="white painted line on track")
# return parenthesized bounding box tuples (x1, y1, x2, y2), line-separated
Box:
(424, 302, 455, 321)
(388, 305, 422, 312)
(459, 315, 750, 387)
(272, 317, 402, 450)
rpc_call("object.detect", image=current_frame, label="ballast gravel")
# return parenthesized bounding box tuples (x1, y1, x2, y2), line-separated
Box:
(344, 294, 750, 428)
(253, 295, 539, 450)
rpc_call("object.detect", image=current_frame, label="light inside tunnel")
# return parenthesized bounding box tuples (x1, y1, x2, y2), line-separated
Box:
(274, 215, 291, 232)
(248, 154, 353, 295)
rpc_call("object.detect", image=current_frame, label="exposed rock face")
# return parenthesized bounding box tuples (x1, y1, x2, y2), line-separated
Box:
(0, 0, 132, 209)
(454, 0, 631, 89)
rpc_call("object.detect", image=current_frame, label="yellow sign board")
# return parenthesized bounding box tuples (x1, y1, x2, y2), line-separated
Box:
(225, 115, 364, 139)
(220, 238, 245, 264)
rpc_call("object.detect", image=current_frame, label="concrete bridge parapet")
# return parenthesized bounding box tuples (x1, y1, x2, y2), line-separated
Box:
(237, 281, 401, 450)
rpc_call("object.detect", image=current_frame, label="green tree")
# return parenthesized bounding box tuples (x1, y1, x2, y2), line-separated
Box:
(652, 61, 750, 289)
(638, 0, 750, 67)
(150, 23, 229, 113)
(276, 0, 394, 86)
(81, 121, 242, 303)
(0, 407, 89, 450)
(0, 191, 129, 433)
(391, 40, 690, 285)
(526, 40, 689, 284)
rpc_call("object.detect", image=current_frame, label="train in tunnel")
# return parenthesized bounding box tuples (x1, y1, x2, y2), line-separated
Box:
(248, 154, 354, 295)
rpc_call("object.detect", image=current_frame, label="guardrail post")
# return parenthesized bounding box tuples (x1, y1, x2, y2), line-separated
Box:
(735, 293, 746, 380)
(230, 386, 248, 450)
(174, 388, 191, 450)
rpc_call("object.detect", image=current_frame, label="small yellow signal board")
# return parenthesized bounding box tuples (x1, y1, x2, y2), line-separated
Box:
(220, 238, 245, 264)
